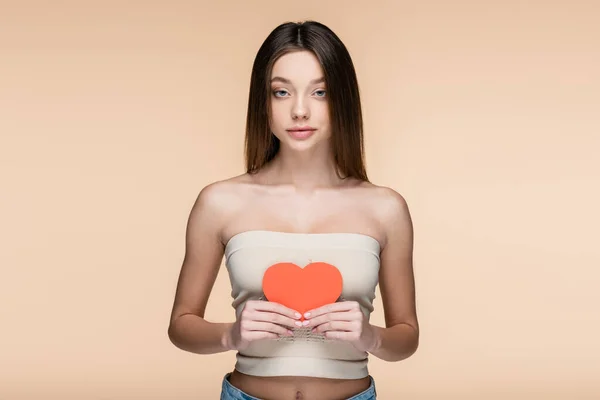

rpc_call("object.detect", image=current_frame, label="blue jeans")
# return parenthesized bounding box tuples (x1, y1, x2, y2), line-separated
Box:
(220, 373, 377, 400)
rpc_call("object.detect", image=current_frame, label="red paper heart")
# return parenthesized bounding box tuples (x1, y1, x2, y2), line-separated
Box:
(262, 262, 343, 319)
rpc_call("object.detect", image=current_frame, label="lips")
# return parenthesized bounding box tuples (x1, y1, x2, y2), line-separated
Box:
(287, 126, 316, 132)
(286, 126, 316, 140)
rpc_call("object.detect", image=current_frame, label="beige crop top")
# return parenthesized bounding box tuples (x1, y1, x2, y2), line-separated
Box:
(224, 230, 381, 380)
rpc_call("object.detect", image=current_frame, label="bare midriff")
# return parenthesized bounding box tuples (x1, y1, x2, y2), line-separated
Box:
(228, 369, 371, 400)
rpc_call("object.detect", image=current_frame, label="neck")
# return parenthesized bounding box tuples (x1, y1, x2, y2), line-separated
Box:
(265, 145, 342, 191)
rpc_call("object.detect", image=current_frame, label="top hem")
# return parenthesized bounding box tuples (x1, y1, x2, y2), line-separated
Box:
(234, 355, 369, 380)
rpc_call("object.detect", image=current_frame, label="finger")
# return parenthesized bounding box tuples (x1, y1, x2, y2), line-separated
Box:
(244, 331, 280, 341)
(251, 310, 302, 329)
(304, 301, 360, 319)
(312, 320, 358, 334)
(250, 301, 302, 320)
(242, 321, 294, 336)
(306, 311, 362, 328)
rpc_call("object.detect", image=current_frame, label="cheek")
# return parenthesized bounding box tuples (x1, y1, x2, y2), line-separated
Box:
(316, 103, 330, 126)
(269, 103, 287, 127)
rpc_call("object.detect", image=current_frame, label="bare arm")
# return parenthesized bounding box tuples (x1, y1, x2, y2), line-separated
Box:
(368, 188, 419, 362)
(167, 183, 232, 354)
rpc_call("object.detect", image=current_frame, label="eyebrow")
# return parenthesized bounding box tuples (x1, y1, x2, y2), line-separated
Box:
(270, 76, 325, 84)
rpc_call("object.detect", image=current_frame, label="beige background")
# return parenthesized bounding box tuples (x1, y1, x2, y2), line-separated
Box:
(1, 0, 599, 399)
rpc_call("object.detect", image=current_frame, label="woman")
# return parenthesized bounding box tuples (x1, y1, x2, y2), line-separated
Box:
(168, 20, 419, 400)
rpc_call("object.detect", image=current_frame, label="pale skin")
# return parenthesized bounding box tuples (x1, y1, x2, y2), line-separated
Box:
(168, 50, 419, 399)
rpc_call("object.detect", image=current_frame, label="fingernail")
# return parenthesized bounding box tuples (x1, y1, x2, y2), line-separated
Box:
(287, 330, 294, 335)
(302, 320, 310, 326)
(295, 321, 302, 327)
(304, 312, 311, 318)
(295, 312, 301, 319)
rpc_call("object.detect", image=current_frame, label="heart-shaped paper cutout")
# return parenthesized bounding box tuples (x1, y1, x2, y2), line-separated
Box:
(262, 262, 343, 320)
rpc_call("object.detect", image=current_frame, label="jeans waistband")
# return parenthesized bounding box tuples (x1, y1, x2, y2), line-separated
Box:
(220, 373, 376, 400)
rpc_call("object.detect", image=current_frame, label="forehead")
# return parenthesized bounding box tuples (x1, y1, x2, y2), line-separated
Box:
(270, 50, 324, 83)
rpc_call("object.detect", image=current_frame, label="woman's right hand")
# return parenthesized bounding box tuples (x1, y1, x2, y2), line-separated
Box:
(224, 300, 303, 351)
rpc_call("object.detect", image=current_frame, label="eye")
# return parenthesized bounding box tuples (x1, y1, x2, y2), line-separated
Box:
(313, 89, 327, 97)
(273, 89, 289, 97)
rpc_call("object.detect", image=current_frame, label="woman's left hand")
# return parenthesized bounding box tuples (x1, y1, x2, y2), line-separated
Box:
(304, 301, 378, 353)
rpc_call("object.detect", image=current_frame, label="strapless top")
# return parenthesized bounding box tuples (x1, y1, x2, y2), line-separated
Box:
(223, 230, 381, 379)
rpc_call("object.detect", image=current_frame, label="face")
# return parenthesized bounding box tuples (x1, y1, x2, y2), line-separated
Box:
(268, 50, 331, 152)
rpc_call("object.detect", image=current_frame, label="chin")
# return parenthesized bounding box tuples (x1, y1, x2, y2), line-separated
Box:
(284, 135, 329, 151)
(281, 139, 317, 152)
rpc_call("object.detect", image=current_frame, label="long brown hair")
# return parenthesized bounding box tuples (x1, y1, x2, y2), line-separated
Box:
(244, 20, 368, 181)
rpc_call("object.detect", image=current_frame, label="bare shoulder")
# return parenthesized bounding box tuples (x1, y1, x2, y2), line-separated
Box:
(193, 174, 249, 209)
(354, 181, 413, 249)
(188, 173, 255, 244)
(353, 181, 410, 217)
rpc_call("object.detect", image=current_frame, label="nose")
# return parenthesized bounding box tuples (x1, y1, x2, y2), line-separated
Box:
(292, 97, 309, 120)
